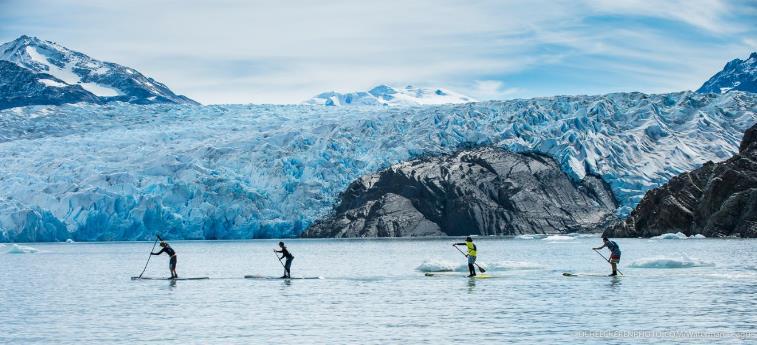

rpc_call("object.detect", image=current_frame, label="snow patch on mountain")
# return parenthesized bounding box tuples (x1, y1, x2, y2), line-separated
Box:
(0, 91, 754, 241)
(0, 35, 197, 107)
(304, 84, 476, 106)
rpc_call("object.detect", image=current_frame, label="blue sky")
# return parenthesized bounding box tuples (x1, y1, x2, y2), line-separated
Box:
(1, 0, 755, 104)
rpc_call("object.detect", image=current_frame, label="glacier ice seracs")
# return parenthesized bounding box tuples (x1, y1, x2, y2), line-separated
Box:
(0, 91, 755, 241)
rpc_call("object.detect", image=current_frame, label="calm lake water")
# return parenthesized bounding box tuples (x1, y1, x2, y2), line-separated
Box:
(1, 236, 755, 344)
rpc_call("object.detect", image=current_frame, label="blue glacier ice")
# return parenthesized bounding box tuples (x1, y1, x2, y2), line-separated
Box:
(0, 91, 755, 241)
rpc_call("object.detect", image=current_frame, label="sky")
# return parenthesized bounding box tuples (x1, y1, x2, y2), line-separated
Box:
(1, 0, 756, 104)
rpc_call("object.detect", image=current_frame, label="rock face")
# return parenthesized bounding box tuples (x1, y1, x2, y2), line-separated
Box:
(0, 35, 197, 109)
(697, 52, 756, 94)
(303, 147, 617, 238)
(605, 123, 757, 238)
(0, 60, 100, 109)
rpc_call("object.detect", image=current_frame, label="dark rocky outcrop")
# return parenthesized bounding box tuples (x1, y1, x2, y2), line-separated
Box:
(605, 123, 757, 238)
(0, 60, 101, 109)
(303, 147, 617, 238)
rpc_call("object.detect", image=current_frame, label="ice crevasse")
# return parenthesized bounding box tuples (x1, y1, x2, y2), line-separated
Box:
(0, 91, 755, 241)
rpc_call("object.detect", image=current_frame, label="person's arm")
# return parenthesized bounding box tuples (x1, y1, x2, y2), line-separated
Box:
(452, 243, 466, 246)
(151, 248, 165, 255)
(593, 243, 607, 250)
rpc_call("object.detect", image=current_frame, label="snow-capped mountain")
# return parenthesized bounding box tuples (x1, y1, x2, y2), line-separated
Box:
(1, 91, 754, 241)
(304, 84, 476, 106)
(0, 60, 100, 109)
(0, 35, 198, 109)
(698, 52, 756, 94)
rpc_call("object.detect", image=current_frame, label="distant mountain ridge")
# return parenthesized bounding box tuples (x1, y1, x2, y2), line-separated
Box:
(0, 35, 198, 109)
(304, 84, 476, 106)
(697, 52, 756, 94)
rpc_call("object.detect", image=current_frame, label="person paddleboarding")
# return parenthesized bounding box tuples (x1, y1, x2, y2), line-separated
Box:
(593, 237, 621, 276)
(274, 241, 294, 278)
(453, 236, 478, 277)
(151, 241, 178, 279)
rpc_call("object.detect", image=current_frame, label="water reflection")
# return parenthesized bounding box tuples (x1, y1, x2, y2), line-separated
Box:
(467, 277, 477, 292)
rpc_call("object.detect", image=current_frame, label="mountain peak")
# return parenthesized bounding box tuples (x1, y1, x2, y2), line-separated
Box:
(307, 84, 476, 107)
(697, 51, 757, 94)
(0, 35, 198, 109)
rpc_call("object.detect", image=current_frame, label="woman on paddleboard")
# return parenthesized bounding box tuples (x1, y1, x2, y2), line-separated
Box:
(593, 237, 621, 276)
(151, 241, 178, 279)
(274, 242, 294, 278)
(453, 237, 478, 277)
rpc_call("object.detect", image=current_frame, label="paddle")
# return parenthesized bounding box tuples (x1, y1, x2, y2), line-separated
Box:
(273, 250, 286, 269)
(137, 234, 162, 279)
(593, 248, 624, 276)
(453, 244, 486, 273)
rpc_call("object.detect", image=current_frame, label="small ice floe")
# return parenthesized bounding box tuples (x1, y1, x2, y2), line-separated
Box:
(6, 244, 39, 254)
(651, 232, 706, 239)
(416, 259, 457, 272)
(629, 253, 715, 268)
(542, 235, 573, 241)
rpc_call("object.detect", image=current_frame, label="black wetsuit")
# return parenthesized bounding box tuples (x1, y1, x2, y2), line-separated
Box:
(277, 247, 294, 277)
(152, 245, 177, 271)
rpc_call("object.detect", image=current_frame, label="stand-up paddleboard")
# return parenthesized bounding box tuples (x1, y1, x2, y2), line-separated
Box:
(424, 272, 493, 279)
(244, 275, 323, 280)
(562, 272, 621, 277)
(131, 276, 209, 281)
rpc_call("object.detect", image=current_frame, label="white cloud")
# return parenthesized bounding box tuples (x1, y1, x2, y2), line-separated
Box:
(471, 80, 521, 101)
(1, 0, 754, 103)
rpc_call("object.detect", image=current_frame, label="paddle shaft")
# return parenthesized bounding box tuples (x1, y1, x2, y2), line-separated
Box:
(137, 234, 162, 278)
(453, 245, 486, 273)
(593, 249, 624, 275)
(273, 251, 286, 268)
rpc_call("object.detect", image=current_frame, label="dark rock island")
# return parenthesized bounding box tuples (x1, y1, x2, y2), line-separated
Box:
(606, 122, 757, 238)
(303, 147, 617, 237)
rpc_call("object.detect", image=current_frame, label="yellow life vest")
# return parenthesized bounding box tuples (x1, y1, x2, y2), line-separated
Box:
(466, 242, 477, 257)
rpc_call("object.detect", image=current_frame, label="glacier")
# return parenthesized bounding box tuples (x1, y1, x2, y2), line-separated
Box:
(0, 91, 755, 241)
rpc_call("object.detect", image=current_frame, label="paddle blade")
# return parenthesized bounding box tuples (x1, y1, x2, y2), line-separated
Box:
(477, 266, 486, 273)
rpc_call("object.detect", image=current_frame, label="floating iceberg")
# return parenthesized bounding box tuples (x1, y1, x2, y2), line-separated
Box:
(0, 91, 754, 241)
(629, 254, 715, 268)
(651, 232, 707, 240)
(543, 235, 574, 241)
(6, 244, 39, 254)
(651, 232, 689, 240)
(416, 259, 457, 272)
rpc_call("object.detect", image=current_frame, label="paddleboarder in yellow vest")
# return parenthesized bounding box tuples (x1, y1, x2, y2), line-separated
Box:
(453, 236, 477, 277)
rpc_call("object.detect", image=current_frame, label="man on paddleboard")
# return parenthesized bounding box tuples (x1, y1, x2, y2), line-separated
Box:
(274, 241, 294, 278)
(593, 237, 621, 276)
(453, 236, 477, 277)
(151, 241, 178, 279)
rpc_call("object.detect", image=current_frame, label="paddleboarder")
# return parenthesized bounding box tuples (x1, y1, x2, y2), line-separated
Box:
(593, 237, 621, 276)
(274, 241, 294, 278)
(151, 241, 178, 279)
(453, 236, 478, 277)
